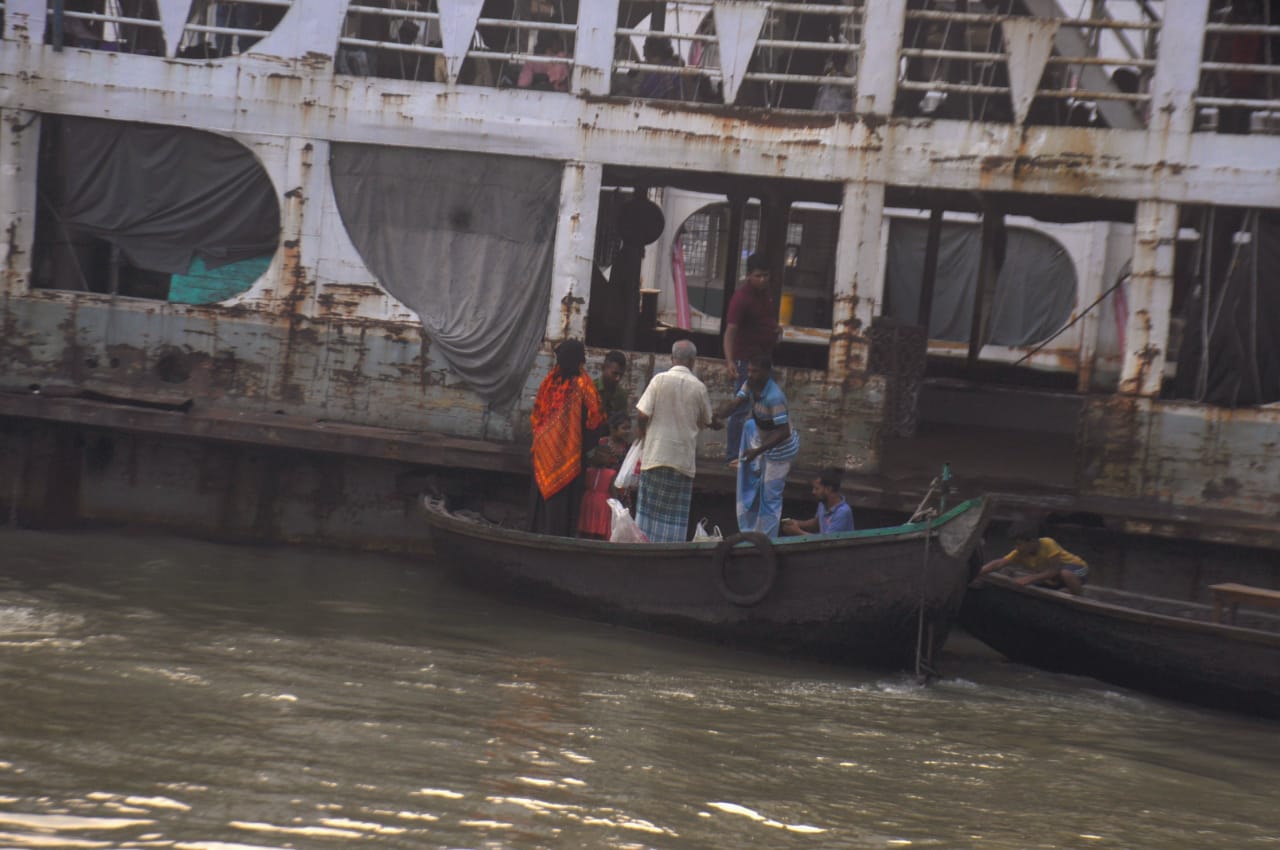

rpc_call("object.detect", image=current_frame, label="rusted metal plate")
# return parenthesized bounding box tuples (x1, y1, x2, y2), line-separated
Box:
(0, 389, 529, 472)
(1079, 396, 1280, 523)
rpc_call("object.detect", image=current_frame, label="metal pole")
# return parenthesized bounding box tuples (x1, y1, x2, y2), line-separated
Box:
(1197, 207, 1214, 401)
(1248, 211, 1263, 402)
(917, 208, 943, 332)
(967, 209, 1002, 373)
(718, 194, 746, 342)
(52, 0, 66, 51)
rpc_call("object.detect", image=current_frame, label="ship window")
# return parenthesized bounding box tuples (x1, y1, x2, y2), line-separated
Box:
(31, 116, 280, 303)
(336, 0, 577, 88)
(884, 219, 1077, 348)
(587, 172, 840, 372)
(668, 202, 836, 333)
(43, 0, 292, 58)
(612, 1, 861, 111)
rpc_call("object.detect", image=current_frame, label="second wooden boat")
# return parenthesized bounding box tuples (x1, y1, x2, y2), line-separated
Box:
(961, 575, 1280, 717)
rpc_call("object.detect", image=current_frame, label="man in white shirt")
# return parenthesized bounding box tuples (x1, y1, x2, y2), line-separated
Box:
(634, 340, 719, 542)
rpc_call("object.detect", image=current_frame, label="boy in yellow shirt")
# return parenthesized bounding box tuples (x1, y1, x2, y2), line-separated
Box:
(977, 521, 1088, 595)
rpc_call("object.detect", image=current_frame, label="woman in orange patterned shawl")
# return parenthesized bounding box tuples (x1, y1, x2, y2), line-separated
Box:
(528, 339, 606, 536)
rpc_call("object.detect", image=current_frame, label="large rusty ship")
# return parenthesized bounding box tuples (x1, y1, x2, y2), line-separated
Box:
(1, 1, 1277, 578)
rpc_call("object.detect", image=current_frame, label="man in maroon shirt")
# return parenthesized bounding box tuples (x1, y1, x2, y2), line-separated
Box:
(722, 252, 781, 461)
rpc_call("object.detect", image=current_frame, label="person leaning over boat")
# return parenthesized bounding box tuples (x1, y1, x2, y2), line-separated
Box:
(528, 339, 606, 538)
(780, 467, 854, 537)
(715, 354, 800, 540)
(634, 340, 718, 543)
(975, 521, 1088, 596)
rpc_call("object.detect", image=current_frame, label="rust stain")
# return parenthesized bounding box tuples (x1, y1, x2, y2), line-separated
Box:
(416, 327, 433, 392)
(327, 323, 372, 399)
(1201, 477, 1242, 502)
(828, 293, 869, 377)
(3, 220, 23, 291)
(559, 291, 584, 340)
(276, 235, 315, 406)
(301, 51, 331, 71)
(582, 95, 837, 131)
(860, 113, 887, 133)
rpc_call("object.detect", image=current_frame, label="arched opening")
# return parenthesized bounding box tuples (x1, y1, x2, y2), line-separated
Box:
(31, 116, 280, 304)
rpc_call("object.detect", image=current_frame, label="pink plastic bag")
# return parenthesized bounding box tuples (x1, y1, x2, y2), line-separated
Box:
(608, 498, 648, 543)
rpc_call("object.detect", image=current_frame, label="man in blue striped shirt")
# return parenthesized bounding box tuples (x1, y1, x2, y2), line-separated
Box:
(716, 354, 800, 538)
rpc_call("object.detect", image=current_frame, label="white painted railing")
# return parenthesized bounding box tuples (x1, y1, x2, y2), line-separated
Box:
(613, 0, 862, 110)
(1196, 20, 1280, 134)
(42, 0, 291, 58)
(336, 1, 576, 87)
(898, 6, 1158, 128)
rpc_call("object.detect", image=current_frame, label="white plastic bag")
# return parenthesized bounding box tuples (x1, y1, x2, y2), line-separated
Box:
(692, 518, 723, 541)
(608, 498, 649, 543)
(613, 440, 643, 490)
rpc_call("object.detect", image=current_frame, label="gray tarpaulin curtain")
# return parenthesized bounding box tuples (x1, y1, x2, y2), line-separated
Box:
(50, 116, 280, 274)
(330, 144, 561, 406)
(885, 219, 1076, 346)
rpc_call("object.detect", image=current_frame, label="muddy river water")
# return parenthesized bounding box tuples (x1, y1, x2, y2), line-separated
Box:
(1, 528, 1277, 849)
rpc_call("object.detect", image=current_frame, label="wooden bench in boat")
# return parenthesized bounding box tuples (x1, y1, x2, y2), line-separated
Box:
(1208, 583, 1280, 624)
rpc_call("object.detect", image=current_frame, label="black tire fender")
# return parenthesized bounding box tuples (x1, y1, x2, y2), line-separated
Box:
(713, 532, 778, 607)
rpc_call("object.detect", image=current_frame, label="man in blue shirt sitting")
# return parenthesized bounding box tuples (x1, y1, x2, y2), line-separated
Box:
(781, 467, 855, 536)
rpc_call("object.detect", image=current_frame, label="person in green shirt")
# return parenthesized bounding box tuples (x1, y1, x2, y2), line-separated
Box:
(594, 350, 630, 420)
(977, 520, 1089, 595)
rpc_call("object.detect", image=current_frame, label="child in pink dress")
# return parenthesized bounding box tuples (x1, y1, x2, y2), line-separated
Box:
(578, 412, 632, 539)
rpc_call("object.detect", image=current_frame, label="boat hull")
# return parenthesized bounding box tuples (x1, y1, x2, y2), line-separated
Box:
(424, 498, 990, 670)
(961, 578, 1280, 717)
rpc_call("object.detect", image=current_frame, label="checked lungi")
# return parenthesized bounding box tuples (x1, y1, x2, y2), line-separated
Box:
(636, 466, 694, 543)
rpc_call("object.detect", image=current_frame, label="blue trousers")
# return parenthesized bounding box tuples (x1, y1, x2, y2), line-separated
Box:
(724, 360, 749, 461)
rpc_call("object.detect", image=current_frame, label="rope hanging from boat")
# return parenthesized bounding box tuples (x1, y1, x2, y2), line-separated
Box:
(908, 477, 941, 524)
(913, 466, 950, 681)
(914, 503, 938, 682)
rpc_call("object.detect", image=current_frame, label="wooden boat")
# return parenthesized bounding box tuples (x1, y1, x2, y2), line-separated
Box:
(422, 496, 991, 671)
(960, 576, 1280, 717)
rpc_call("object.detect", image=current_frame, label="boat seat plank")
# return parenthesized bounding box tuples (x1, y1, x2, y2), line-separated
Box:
(1209, 582, 1280, 624)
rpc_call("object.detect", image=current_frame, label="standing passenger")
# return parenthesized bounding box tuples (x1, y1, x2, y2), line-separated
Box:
(637, 36, 685, 100)
(594, 349, 630, 420)
(634, 340, 717, 543)
(716, 354, 799, 539)
(517, 33, 570, 92)
(528, 340, 606, 537)
(722, 252, 781, 461)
